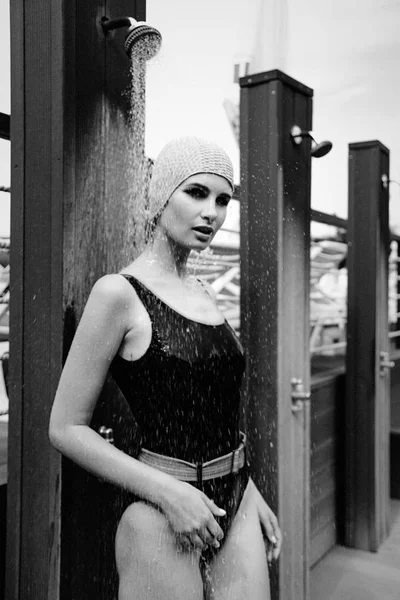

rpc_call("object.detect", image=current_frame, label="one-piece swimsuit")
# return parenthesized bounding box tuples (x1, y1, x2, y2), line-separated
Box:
(109, 274, 250, 561)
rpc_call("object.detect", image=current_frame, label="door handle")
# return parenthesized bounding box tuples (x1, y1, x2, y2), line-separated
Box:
(379, 351, 395, 375)
(291, 378, 311, 413)
(99, 426, 114, 444)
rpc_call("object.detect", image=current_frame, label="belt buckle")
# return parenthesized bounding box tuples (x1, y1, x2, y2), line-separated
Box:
(196, 462, 203, 487)
(230, 447, 239, 474)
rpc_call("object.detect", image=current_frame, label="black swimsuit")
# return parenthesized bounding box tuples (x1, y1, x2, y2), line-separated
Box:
(110, 274, 250, 558)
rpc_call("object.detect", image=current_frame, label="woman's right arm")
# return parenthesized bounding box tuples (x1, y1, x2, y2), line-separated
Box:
(49, 274, 172, 500)
(49, 274, 225, 549)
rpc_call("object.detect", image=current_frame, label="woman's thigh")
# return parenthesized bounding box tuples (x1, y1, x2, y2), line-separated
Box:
(207, 481, 271, 600)
(115, 501, 204, 600)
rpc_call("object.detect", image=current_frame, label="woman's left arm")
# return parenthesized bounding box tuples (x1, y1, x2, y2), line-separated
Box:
(250, 479, 282, 563)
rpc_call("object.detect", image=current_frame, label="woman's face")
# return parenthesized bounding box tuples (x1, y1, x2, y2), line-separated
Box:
(158, 173, 233, 250)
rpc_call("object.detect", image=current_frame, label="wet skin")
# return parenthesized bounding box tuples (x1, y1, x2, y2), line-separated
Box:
(49, 172, 282, 600)
(157, 173, 233, 252)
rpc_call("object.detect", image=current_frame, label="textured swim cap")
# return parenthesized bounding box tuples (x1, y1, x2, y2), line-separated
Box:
(147, 136, 235, 220)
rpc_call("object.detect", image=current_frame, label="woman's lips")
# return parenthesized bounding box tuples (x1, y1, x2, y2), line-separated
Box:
(192, 226, 214, 235)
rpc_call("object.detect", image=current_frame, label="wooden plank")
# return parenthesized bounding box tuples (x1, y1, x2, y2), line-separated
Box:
(7, 1, 65, 598)
(346, 141, 391, 550)
(309, 370, 346, 566)
(311, 491, 336, 536)
(311, 439, 335, 479)
(7, 0, 148, 598)
(19, 2, 63, 598)
(239, 69, 312, 600)
(310, 523, 336, 567)
(310, 209, 347, 230)
(6, 0, 27, 596)
(310, 464, 336, 504)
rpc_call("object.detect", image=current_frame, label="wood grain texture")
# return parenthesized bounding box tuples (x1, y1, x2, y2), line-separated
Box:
(7, 1, 148, 598)
(239, 70, 312, 600)
(6, 0, 25, 596)
(310, 373, 345, 566)
(8, 1, 64, 598)
(60, 2, 147, 599)
(346, 141, 391, 551)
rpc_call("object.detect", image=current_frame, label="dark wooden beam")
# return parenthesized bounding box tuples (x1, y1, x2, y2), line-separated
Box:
(240, 69, 312, 600)
(7, 1, 148, 598)
(310, 209, 347, 230)
(346, 140, 391, 551)
(7, 1, 64, 598)
(0, 113, 10, 141)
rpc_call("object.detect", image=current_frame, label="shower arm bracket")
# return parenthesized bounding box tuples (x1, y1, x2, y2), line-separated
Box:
(101, 16, 140, 35)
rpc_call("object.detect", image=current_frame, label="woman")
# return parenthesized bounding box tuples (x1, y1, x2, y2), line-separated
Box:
(49, 136, 282, 599)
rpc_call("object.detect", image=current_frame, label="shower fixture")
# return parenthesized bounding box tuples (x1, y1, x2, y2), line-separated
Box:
(101, 16, 162, 60)
(290, 125, 333, 158)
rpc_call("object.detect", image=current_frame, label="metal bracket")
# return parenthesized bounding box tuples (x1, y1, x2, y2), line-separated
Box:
(99, 426, 115, 444)
(291, 378, 311, 413)
(379, 351, 394, 376)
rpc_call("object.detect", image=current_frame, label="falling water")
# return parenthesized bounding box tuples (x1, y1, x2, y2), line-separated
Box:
(124, 33, 162, 256)
(126, 55, 147, 254)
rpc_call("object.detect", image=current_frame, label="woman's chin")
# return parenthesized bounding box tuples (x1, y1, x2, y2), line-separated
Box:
(190, 239, 212, 251)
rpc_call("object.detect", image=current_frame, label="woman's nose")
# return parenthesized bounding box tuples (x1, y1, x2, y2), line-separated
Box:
(201, 199, 218, 221)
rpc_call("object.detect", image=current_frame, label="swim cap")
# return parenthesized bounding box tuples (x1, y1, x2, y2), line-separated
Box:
(147, 136, 235, 220)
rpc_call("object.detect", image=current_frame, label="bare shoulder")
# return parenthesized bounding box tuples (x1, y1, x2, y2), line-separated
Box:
(89, 273, 136, 309)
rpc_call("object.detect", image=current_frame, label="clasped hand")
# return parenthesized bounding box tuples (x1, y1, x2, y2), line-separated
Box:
(161, 480, 225, 552)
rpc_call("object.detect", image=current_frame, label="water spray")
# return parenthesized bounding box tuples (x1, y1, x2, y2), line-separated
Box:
(101, 16, 162, 60)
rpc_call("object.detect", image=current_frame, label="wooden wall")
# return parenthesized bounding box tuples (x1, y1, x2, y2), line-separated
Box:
(61, 2, 147, 599)
(310, 351, 400, 567)
(8, 1, 148, 598)
(310, 371, 345, 566)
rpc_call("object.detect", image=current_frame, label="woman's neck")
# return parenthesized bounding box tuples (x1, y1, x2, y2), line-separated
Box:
(140, 235, 191, 280)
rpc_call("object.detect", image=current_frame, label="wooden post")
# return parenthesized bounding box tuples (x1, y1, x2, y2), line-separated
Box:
(7, 1, 147, 598)
(346, 141, 391, 550)
(240, 70, 312, 600)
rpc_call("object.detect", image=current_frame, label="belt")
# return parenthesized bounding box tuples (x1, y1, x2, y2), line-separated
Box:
(138, 432, 246, 484)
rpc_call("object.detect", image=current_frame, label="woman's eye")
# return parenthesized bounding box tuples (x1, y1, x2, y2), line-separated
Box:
(185, 186, 207, 198)
(217, 196, 231, 206)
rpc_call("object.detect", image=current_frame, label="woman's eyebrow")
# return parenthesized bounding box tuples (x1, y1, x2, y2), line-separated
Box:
(186, 182, 232, 198)
(185, 183, 209, 192)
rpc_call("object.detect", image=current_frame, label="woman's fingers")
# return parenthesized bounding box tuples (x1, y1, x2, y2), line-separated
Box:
(203, 495, 226, 518)
(191, 532, 209, 551)
(176, 532, 205, 553)
(206, 517, 224, 543)
(197, 526, 218, 547)
(202, 495, 226, 546)
(260, 508, 282, 562)
(268, 512, 282, 559)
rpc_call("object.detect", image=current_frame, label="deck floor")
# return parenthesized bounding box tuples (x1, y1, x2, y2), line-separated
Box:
(311, 500, 400, 600)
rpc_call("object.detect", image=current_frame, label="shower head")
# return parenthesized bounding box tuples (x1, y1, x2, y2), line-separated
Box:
(311, 140, 333, 158)
(101, 16, 162, 61)
(124, 23, 162, 60)
(290, 126, 333, 159)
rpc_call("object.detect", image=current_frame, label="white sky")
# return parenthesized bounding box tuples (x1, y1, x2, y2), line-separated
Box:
(1, 0, 400, 236)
